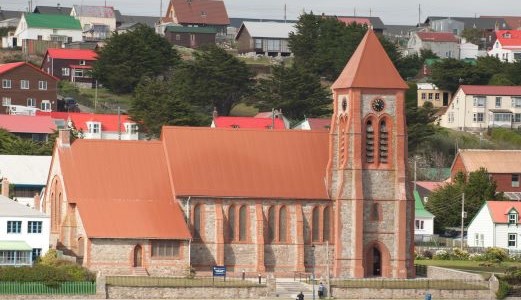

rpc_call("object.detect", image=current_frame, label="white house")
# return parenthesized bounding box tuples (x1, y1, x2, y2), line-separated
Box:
(407, 31, 459, 58)
(414, 190, 435, 239)
(70, 5, 116, 41)
(0, 155, 52, 207)
(235, 21, 296, 56)
(488, 30, 521, 62)
(0, 195, 50, 266)
(13, 13, 82, 46)
(467, 201, 521, 249)
(459, 39, 481, 59)
(439, 85, 521, 132)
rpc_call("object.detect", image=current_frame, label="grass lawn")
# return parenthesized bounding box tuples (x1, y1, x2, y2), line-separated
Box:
(230, 102, 259, 117)
(415, 259, 521, 275)
(106, 276, 264, 287)
(77, 87, 133, 113)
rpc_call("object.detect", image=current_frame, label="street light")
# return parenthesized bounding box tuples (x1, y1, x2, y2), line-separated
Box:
(311, 244, 316, 300)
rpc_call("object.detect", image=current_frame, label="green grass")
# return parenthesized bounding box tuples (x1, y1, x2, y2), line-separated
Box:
(415, 259, 521, 274)
(77, 87, 132, 113)
(331, 279, 487, 290)
(106, 276, 264, 287)
(229, 103, 259, 117)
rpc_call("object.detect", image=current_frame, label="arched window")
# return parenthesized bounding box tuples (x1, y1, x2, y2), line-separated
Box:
(323, 206, 331, 242)
(193, 204, 202, 240)
(312, 207, 320, 242)
(379, 120, 388, 163)
(267, 206, 275, 243)
(239, 205, 247, 241)
(372, 203, 381, 221)
(366, 120, 374, 163)
(279, 206, 287, 242)
(228, 205, 235, 241)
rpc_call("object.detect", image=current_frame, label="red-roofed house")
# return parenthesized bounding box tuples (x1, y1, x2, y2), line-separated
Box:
(211, 116, 285, 129)
(292, 118, 331, 131)
(41, 48, 97, 88)
(407, 31, 459, 58)
(0, 115, 56, 141)
(0, 62, 58, 114)
(467, 201, 521, 249)
(440, 85, 521, 132)
(162, 0, 229, 38)
(44, 30, 415, 279)
(488, 30, 521, 62)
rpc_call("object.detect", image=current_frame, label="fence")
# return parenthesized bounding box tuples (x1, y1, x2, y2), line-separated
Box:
(0, 281, 96, 295)
(106, 276, 266, 288)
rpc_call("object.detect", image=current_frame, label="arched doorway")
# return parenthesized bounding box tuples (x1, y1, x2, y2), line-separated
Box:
(372, 248, 381, 276)
(364, 241, 390, 277)
(133, 245, 142, 267)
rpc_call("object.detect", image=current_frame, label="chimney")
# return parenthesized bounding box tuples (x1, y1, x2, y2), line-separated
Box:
(1, 178, 9, 198)
(58, 129, 71, 147)
(34, 192, 41, 210)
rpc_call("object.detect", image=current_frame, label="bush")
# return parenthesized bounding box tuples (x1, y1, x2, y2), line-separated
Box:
(183, 264, 196, 279)
(38, 249, 59, 266)
(433, 249, 450, 260)
(496, 280, 512, 300)
(451, 248, 470, 260)
(422, 250, 433, 259)
(485, 248, 508, 263)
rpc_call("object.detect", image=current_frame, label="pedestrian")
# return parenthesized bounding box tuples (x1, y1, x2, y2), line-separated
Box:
(318, 282, 324, 299)
(297, 291, 304, 300)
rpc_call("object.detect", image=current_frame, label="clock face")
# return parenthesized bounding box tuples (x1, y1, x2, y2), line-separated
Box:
(371, 98, 385, 112)
(341, 97, 347, 112)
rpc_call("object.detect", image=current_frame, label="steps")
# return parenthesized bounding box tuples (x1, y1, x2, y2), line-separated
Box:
(276, 280, 316, 299)
(132, 267, 149, 276)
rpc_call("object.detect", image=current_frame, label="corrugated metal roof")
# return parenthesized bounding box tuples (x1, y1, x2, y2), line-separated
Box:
(495, 30, 521, 47)
(25, 13, 81, 30)
(59, 139, 190, 239)
(34, 6, 73, 15)
(0, 155, 51, 186)
(332, 30, 408, 90)
(0, 62, 24, 74)
(0, 241, 32, 251)
(46, 48, 97, 60)
(0, 115, 56, 134)
(213, 116, 285, 129)
(458, 149, 521, 173)
(72, 5, 115, 18)
(0, 195, 48, 218)
(413, 190, 435, 218)
(161, 126, 330, 199)
(239, 21, 296, 39)
(170, 0, 229, 26)
(307, 118, 331, 131)
(46, 112, 133, 132)
(460, 85, 521, 96)
(416, 32, 458, 43)
(487, 201, 521, 223)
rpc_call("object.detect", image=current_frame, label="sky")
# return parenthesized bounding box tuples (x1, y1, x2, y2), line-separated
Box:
(2, 0, 521, 25)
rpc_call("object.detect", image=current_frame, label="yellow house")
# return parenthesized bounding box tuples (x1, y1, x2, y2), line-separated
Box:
(417, 83, 451, 107)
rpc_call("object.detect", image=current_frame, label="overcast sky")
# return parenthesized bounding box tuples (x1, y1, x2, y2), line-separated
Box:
(2, 0, 521, 25)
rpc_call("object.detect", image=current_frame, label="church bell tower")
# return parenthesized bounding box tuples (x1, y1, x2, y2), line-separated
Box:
(327, 30, 414, 278)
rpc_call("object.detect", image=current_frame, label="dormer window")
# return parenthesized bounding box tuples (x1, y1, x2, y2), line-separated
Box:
(503, 32, 512, 38)
(79, 60, 86, 66)
(509, 211, 518, 224)
(125, 123, 138, 135)
(231, 124, 240, 128)
(87, 122, 100, 134)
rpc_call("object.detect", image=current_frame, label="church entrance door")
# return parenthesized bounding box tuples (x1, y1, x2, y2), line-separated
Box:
(133, 245, 142, 267)
(372, 247, 382, 276)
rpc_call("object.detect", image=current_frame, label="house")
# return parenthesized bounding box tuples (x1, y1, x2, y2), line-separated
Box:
(292, 118, 330, 132)
(407, 31, 459, 58)
(459, 39, 481, 59)
(228, 18, 296, 41)
(335, 16, 385, 34)
(488, 30, 521, 62)
(0, 193, 50, 266)
(428, 18, 464, 36)
(0, 115, 56, 141)
(0, 155, 51, 207)
(70, 5, 116, 41)
(162, 0, 229, 38)
(439, 85, 521, 132)
(235, 21, 296, 56)
(164, 25, 216, 48)
(33, 5, 72, 15)
(467, 201, 521, 249)
(482, 16, 521, 31)
(451, 149, 521, 200)
(13, 13, 82, 47)
(0, 62, 58, 114)
(44, 30, 414, 278)
(38, 112, 139, 140)
(41, 48, 97, 88)
(211, 116, 285, 129)
(413, 190, 435, 239)
(255, 110, 290, 129)
(417, 83, 451, 107)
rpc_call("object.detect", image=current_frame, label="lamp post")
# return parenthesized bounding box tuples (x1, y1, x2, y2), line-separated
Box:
(312, 244, 316, 300)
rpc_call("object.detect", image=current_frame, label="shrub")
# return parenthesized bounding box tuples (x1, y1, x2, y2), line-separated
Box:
(451, 248, 469, 260)
(485, 248, 508, 262)
(39, 249, 59, 266)
(433, 249, 450, 260)
(469, 252, 486, 261)
(422, 250, 433, 259)
(496, 280, 512, 300)
(183, 264, 196, 279)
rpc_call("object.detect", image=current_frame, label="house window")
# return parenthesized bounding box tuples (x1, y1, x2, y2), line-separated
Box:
(2, 97, 11, 106)
(448, 112, 454, 123)
(509, 213, 518, 224)
(496, 97, 502, 108)
(27, 98, 36, 107)
(473, 113, 484, 122)
(175, 34, 180, 41)
(193, 204, 202, 240)
(435, 93, 440, 100)
(151, 240, 180, 257)
(428, 93, 433, 100)
(513, 174, 520, 187)
(514, 114, 521, 123)
(38, 81, 47, 90)
(20, 80, 29, 89)
(366, 120, 374, 163)
(508, 233, 517, 247)
(279, 206, 287, 242)
(125, 123, 138, 134)
(74, 69, 84, 77)
(254, 39, 262, 49)
(87, 122, 100, 133)
(62, 68, 70, 76)
(79, 60, 86, 66)
(2, 79, 11, 88)
(32, 248, 42, 262)
(7, 221, 22, 233)
(473, 97, 486, 107)
(421, 93, 426, 100)
(41, 100, 51, 111)
(512, 98, 521, 108)
(415, 220, 424, 230)
(379, 120, 388, 163)
(28, 221, 42, 233)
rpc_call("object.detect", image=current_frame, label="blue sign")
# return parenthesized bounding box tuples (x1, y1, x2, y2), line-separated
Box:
(213, 266, 226, 277)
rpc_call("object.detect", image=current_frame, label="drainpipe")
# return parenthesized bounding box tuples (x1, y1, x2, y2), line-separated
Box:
(186, 196, 191, 267)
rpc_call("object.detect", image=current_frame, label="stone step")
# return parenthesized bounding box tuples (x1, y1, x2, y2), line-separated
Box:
(132, 267, 149, 276)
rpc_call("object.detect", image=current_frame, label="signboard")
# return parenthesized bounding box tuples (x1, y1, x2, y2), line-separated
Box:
(212, 266, 226, 277)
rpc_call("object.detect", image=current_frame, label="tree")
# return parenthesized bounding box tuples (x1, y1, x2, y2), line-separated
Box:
(92, 24, 180, 94)
(0, 129, 53, 155)
(129, 78, 209, 138)
(252, 64, 331, 121)
(461, 28, 482, 46)
(170, 45, 254, 116)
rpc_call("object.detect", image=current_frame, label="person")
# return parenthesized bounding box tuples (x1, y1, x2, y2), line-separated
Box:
(318, 282, 324, 299)
(297, 291, 304, 300)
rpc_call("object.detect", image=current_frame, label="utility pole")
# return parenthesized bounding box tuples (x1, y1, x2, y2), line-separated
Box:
(117, 106, 121, 140)
(418, 4, 421, 26)
(414, 157, 417, 192)
(284, 4, 287, 23)
(369, 8, 372, 17)
(461, 193, 465, 250)
(94, 80, 98, 111)
(326, 241, 331, 300)
(354, 7, 356, 17)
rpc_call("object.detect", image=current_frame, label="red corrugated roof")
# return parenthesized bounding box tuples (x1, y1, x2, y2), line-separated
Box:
(0, 115, 56, 134)
(338, 17, 371, 26)
(48, 112, 133, 132)
(332, 30, 408, 90)
(460, 85, 521, 96)
(307, 118, 331, 131)
(161, 126, 330, 199)
(45, 48, 97, 60)
(416, 32, 459, 43)
(487, 201, 521, 223)
(0, 62, 25, 74)
(415, 181, 443, 192)
(456, 149, 521, 173)
(213, 116, 285, 129)
(495, 30, 521, 46)
(169, 0, 229, 25)
(59, 139, 191, 239)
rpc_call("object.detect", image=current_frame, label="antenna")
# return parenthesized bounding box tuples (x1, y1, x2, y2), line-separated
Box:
(284, 3, 287, 23)
(354, 7, 356, 17)
(369, 8, 372, 17)
(160, 0, 163, 18)
(418, 4, 421, 26)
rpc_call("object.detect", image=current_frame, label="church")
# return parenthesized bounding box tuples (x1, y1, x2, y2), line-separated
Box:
(43, 30, 414, 278)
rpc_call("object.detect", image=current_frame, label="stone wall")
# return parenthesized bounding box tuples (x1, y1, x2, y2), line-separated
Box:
(331, 286, 493, 299)
(106, 285, 271, 299)
(426, 266, 484, 282)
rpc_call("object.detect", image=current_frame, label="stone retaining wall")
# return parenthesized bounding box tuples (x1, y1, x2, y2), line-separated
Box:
(426, 266, 484, 281)
(106, 285, 271, 299)
(331, 287, 494, 299)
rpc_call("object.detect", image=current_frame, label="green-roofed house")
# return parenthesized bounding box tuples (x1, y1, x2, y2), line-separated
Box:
(164, 25, 217, 48)
(414, 189, 435, 239)
(13, 13, 82, 46)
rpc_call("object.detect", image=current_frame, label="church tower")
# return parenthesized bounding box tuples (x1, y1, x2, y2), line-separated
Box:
(327, 30, 414, 278)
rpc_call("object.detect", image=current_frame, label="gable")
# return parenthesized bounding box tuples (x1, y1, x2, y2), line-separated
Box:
(169, 0, 229, 25)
